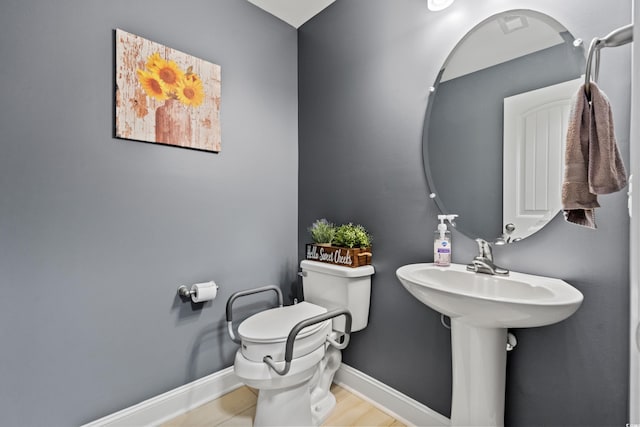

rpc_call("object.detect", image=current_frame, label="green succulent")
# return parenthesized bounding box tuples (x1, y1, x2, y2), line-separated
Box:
(333, 223, 372, 249)
(308, 218, 336, 244)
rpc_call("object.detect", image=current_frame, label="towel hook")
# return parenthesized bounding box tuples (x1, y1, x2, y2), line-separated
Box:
(584, 24, 634, 99)
(584, 38, 601, 99)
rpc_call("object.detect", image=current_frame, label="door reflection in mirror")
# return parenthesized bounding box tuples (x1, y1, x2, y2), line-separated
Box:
(501, 77, 582, 243)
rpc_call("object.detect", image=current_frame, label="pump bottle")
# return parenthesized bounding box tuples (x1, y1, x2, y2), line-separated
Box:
(434, 214, 458, 266)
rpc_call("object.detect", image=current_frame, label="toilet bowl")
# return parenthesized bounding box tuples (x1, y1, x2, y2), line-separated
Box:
(226, 260, 375, 427)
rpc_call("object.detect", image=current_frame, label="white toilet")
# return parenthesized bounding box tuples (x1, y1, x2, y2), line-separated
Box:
(226, 260, 375, 426)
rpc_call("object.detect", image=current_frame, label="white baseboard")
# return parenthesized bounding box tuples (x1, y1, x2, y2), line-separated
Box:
(81, 367, 242, 427)
(83, 364, 449, 427)
(335, 364, 450, 427)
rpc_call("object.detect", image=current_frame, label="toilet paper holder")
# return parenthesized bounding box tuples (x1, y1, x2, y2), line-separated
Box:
(177, 281, 219, 301)
(177, 285, 197, 298)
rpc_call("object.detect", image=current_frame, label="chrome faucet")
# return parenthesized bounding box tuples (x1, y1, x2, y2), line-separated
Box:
(466, 238, 509, 276)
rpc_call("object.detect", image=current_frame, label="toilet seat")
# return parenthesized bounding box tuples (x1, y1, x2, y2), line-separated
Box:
(234, 345, 326, 389)
(238, 302, 332, 362)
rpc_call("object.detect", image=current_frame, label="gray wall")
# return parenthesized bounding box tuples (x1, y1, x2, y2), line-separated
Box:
(0, 1, 297, 426)
(298, 0, 631, 425)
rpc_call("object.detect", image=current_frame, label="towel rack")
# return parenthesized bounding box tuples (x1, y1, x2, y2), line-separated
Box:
(584, 23, 634, 99)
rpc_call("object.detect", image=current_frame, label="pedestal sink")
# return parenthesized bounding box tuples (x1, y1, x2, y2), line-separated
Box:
(396, 263, 583, 426)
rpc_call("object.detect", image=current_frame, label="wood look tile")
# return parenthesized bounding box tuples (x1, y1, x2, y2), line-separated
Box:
(161, 386, 257, 427)
(214, 405, 256, 427)
(162, 383, 406, 427)
(323, 385, 398, 427)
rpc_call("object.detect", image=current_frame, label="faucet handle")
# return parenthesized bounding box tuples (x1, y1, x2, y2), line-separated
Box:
(475, 238, 493, 261)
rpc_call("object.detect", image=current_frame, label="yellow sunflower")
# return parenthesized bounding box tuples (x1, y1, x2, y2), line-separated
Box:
(176, 73, 205, 107)
(145, 52, 164, 71)
(136, 69, 169, 101)
(145, 54, 184, 93)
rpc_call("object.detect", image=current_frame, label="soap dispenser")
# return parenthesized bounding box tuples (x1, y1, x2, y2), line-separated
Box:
(434, 214, 458, 267)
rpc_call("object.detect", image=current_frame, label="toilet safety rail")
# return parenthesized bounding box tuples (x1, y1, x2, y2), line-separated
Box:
(226, 285, 284, 344)
(263, 308, 352, 376)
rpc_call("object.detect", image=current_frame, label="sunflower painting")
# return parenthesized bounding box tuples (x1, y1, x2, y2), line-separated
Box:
(115, 29, 221, 152)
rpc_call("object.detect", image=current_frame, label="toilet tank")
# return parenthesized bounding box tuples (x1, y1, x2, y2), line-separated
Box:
(300, 260, 375, 332)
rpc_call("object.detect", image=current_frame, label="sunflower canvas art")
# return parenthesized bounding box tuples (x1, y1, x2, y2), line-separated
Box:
(115, 29, 221, 152)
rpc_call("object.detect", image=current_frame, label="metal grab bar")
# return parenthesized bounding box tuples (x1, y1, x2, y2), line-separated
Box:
(263, 308, 352, 376)
(584, 24, 633, 99)
(226, 285, 284, 344)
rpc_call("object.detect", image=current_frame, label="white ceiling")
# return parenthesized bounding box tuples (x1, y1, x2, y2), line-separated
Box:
(247, 0, 335, 28)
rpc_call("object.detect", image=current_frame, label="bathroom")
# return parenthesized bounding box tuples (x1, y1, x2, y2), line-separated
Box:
(0, 0, 637, 426)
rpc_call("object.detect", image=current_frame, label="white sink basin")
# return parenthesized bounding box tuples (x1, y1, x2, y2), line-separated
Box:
(396, 263, 583, 328)
(397, 263, 584, 425)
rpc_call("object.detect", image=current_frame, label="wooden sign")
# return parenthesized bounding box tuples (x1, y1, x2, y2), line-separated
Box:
(305, 244, 372, 268)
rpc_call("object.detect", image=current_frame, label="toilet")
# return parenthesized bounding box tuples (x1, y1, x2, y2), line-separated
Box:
(227, 260, 375, 426)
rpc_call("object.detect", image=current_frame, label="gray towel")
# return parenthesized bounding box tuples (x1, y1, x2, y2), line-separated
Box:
(562, 82, 627, 228)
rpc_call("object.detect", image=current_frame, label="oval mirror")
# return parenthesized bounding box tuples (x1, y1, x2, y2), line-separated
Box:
(423, 10, 585, 243)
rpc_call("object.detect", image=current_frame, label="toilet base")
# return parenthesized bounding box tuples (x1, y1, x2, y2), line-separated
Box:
(254, 382, 313, 427)
(309, 345, 341, 425)
(311, 391, 336, 425)
(235, 344, 343, 426)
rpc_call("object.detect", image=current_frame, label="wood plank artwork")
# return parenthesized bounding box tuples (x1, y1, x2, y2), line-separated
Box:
(115, 29, 222, 152)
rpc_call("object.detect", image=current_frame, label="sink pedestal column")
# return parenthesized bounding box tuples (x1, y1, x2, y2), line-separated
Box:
(450, 319, 508, 427)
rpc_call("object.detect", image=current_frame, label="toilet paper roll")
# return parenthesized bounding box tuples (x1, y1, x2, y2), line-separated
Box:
(191, 281, 218, 303)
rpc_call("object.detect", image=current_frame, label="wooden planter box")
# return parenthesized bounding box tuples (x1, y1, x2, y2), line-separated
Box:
(305, 243, 372, 268)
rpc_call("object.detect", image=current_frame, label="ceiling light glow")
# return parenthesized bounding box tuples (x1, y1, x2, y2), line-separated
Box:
(428, 0, 454, 11)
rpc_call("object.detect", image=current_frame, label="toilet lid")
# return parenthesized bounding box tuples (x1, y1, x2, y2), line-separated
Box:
(238, 302, 329, 343)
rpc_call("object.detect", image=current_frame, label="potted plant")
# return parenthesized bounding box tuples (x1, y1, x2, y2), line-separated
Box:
(308, 218, 336, 246)
(306, 219, 372, 267)
(333, 223, 372, 249)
